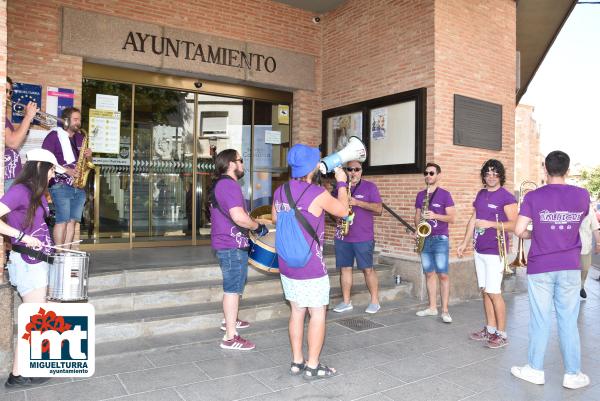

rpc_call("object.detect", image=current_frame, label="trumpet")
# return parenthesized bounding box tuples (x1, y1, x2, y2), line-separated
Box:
(509, 180, 538, 268)
(9, 100, 61, 129)
(415, 185, 432, 253)
(496, 214, 512, 275)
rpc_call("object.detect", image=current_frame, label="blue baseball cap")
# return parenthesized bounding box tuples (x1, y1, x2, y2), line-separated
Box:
(287, 144, 320, 178)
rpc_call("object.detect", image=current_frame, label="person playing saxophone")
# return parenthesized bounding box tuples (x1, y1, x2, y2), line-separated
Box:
(457, 159, 517, 349)
(414, 163, 456, 323)
(42, 107, 92, 250)
(331, 160, 383, 314)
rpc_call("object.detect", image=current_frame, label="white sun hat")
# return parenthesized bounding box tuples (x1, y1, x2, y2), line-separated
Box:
(26, 148, 66, 174)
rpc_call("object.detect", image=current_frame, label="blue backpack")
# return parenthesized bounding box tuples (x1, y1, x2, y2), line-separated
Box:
(275, 183, 321, 268)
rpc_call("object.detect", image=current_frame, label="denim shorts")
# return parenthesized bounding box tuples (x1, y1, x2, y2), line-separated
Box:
(420, 235, 449, 274)
(49, 184, 86, 224)
(216, 248, 249, 295)
(335, 240, 375, 269)
(7, 252, 49, 296)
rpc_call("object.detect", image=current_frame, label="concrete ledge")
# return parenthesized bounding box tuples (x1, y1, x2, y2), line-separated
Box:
(379, 254, 526, 304)
(0, 282, 14, 376)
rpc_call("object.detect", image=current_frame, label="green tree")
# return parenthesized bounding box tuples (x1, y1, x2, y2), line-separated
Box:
(581, 166, 600, 199)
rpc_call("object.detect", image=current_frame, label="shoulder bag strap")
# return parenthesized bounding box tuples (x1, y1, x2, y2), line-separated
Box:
(284, 182, 321, 247)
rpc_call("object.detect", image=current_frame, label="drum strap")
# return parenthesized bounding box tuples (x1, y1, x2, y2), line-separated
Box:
(12, 244, 54, 264)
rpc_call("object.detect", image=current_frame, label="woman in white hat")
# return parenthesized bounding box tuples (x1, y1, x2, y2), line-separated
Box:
(0, 148, 64, 388)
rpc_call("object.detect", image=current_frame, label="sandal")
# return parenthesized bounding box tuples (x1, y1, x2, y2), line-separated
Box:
(303, 363, 337, 380)
(289, 361, 306, 375)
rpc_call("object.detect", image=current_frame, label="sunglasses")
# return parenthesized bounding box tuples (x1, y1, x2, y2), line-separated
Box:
(345, 167, 362, 172)
(234, 158, 244, 164)
(423, 171, 436, 176)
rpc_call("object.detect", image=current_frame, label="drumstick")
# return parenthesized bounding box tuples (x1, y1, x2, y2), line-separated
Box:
(50, 241, 87, 255)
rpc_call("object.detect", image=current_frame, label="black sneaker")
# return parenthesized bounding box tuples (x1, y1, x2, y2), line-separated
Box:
(580, 288, 587, 299)
(5, 373, 32, 388)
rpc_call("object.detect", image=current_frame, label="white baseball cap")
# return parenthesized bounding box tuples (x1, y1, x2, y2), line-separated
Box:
(26, 149, 66, 174)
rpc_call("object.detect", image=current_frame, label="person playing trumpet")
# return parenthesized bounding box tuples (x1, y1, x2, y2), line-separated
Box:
(414, 163, 456, 323)
(331, 160, 383, 314)
(457, 159, 517, 348)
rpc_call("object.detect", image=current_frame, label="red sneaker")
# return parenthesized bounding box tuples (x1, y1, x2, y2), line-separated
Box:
(220, 319, 250, 331)
(469, 327, 490, 341)
(220, 335, 255, 351)
(486, 333, 508, 349)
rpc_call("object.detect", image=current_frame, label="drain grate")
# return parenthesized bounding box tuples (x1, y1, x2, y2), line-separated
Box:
(335, 317, 384, 332)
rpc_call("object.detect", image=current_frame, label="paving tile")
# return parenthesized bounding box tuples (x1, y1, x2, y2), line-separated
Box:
(382, 376, 475, 401)
(320, 348, 394, 374)
(259, 344, 295, 365)
(249, 364, 306, 391)
(106, 388, 183, 401)
(239, 383, 336, 401)
(312, 367, 404, 401)
(0, 391, 25, 401)
(26, 375, 126, 401)
(92, 353, 155, 377)
(439, 360, 513, 392)
(118, 363, 209, 394)
(194, 352, 276, 379)
(376, 354, 456, 384)
(350, 393, 394, 401)
(565, 383, 600, 401)
(175, 374, 270, 401)
(144, 343, 226, 367)
(423, 340, 504, 368)
(369, 334, 445, 360)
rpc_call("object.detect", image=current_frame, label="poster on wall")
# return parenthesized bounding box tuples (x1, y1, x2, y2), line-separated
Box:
(152, 125, 180, 160)
(277, 105, 289, 125)
(11, 83, 42, 124)
(370, 107, 387, 141)
(325, 112, 362, 155)
(46, 87, 74, 118)
(96, 94, 119, 111)
(89, 109, 121, 153)
(241, 125, 273, 209)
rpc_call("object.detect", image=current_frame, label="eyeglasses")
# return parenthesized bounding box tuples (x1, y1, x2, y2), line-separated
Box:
(485, 171, 499, 177)
(234, 158, 244, 164)
(423, 171, 436, 176)
(345, 167, 362, 172)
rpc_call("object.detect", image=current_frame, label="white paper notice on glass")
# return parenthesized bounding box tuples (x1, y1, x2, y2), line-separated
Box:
(96, 94, 119, 111)
(89, 109, 121, 153)
(19, 129, 50, 163)
(264, 130, 281, 144)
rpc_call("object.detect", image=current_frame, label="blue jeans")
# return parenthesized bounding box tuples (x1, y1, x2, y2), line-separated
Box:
(420, 235, 449, 274)
(527, 270, 581, 374)
(216, 248, 249, 295)
(49, 184, 86, 223)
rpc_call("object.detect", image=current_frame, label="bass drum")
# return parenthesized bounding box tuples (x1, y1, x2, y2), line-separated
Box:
(248, 231, 279, 274)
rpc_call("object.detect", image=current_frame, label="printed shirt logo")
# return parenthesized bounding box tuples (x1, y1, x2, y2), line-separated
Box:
(4, 149, 21, 180)
(355, 194, 365, 199)
(539, 209, 583, 231)
(487, 204, 498, 209)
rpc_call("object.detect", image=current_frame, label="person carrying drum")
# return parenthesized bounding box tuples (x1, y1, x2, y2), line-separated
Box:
(331, 160, 383, 314)
(209, 149, 267, 351)
(272, 144, 348, 380)
(0, 149, 64, 388)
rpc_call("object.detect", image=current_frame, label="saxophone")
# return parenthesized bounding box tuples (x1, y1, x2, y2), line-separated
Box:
(415, 185, 432, 253)
(340, 180, 354, 236)
(72, 128, 96, 189)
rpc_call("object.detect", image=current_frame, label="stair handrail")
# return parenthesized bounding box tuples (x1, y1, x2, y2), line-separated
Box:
(382, 202, 416, 234)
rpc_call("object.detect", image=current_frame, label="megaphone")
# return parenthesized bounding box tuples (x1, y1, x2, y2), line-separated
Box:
(319, 136, 367, 174)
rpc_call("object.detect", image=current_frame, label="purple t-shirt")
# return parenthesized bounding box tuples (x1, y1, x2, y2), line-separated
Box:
(210, 177, 250, 250)
(275, 180, 327, 280)
(473, 187, 517, 255)
(414, 187, 455, 237)
(0, 184, 53, 264)
(4, 118, 23, 180)
(332, 179, 382, 242)
(520, 184, 589, 274)
(41, 130, 84, 187)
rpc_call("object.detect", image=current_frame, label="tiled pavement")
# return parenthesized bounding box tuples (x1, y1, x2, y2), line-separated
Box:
(2, 270, 600, 401)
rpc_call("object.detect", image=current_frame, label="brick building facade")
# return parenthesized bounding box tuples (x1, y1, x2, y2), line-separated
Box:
(514, 104, 543, 189)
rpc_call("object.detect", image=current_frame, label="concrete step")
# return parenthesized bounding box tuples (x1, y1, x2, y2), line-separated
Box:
(88, 256, 338, 291)
(89, 264, 395, 315)
(95, 280, 412, 343)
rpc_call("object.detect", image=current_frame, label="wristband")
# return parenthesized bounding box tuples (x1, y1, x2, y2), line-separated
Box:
(337, 182, 348, 188)
(16, 231, 25, 241)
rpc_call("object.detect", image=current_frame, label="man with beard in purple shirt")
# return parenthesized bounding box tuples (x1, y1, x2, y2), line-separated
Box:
(210, 149, 268, 351)
(511, 151, 591, 390)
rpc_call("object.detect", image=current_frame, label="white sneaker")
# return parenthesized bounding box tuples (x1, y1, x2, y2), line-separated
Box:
(511, 364, 545, 385)
(416, 308, 438, 317)
(441, 312, 452, 323)
(563, 372, 590, 389)
(333, 302, 353, 313)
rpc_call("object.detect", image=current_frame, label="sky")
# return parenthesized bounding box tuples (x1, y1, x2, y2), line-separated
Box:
(520, 3, 600, 168)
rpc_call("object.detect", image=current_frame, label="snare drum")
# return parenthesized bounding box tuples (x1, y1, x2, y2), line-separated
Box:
(248, 231, 279, 273)
(47, 252, 90, 302)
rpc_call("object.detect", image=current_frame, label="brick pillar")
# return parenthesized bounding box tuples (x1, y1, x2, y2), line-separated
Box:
(0, 0, 15, 377)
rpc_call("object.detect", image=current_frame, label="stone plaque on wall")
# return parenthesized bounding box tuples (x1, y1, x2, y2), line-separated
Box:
(61, 8, 315, 91)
